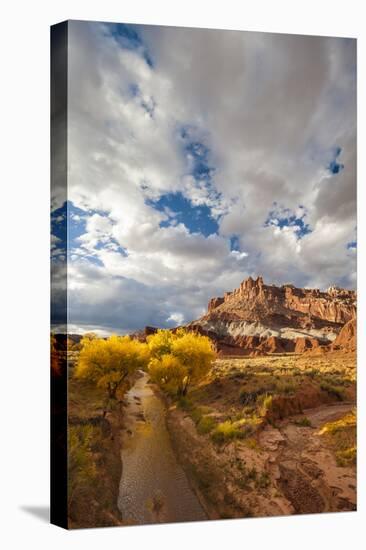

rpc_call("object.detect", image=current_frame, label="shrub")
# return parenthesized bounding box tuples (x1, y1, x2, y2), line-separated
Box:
(246, 467, 257, 481)
(211, 420, 245, 444)
(210, 416, 258, 444)
(294, 416, 312, 427)
(318, 411, 356, 467)
(336, 447, 356, 467)
(177, 397, 214, 432)
(255, 471, 271, 489)
(244, 437, 260, 450)
(257, 393, 273, 416)
(177, 395, 194, 411)
(68, 425, 98, 505)
(276, 380, 296, 395)
(237, 467, 270, 491)
(190, 407, 203, 425)
(318, 411, 356, 435)
(320, 381, 345, 400)
(305, 368, 317, 379)
(240, 389, 262, 405)
(197, 415, 216, 434)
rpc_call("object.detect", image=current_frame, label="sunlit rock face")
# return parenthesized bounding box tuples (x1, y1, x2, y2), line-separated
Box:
(187, 276, 356, 355)
(330, 318, 357, 352)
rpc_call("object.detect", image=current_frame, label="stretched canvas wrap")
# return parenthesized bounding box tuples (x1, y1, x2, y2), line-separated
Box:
(51, 20, 357, 529)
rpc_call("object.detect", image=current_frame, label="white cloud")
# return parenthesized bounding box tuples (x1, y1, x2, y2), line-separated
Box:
(166, 312, 185, 326)
(62, 22, 356, 333)
(51, 234, 61, 249)
(231, 250, 248, 261)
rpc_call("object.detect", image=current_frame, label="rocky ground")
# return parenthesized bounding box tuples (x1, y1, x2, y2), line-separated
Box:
(166, 353, 356, 519)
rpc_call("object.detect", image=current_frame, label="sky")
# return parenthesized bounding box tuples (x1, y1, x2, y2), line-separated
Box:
(51, 21, 357, 335)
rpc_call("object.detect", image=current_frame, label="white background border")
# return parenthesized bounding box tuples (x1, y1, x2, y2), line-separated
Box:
(1, 1, 364, 548)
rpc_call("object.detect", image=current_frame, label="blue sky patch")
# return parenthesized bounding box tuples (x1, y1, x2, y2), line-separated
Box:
(129, 83, 140, 97)
(128, 83, 156, 117)
(51, 201, 128, 266)
(68, 202, 88, 245)
(265, 206, 312, 238)
(148, 192, 219, 237)
(185, 141, 214, 182)
(106, 23, 154, 67)
(328, 146, 344, 175)
(51, 201, 88, 255)
(179, 127, 216, 185)
(51, 201, 67, 253)
(230, 236, 241, 251)
(94, 238, 128, 256)
(145, 125, 222, 237)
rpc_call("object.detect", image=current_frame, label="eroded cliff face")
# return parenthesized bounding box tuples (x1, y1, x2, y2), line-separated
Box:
(331, 318, 357, 352)
(189, 276, 356, 355)
(206, 276, 355, 324)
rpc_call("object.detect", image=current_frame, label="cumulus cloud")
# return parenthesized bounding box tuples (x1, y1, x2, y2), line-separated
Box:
(166, 312, 185, 326)
(59, 21, 356, 333)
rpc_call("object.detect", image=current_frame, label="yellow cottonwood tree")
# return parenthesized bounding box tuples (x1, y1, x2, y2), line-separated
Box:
(147, 329, 215, 395)
(171, 331, 215, 395)
(149, 354, 188, 395)
(75, 335, 150, 399)
(147, 329, 176, 358)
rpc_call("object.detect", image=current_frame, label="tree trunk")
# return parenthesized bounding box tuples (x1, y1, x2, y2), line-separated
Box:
(182, 378, 190, 396)
(107, 382, 118, 399)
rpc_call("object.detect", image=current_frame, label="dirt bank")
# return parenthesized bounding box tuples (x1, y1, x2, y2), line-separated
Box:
(167, 401, 356, 519)
(68, 378, 125, 529)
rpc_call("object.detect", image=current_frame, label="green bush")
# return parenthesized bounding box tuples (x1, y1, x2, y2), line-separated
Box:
(68, 424, 98, 505)
(247, 467, 257, 481)
(276, 380, 296, 395)
(178, 397, 215, 431)
(239, 389, 259, 405)
(211, 420, 245, 444)
(294, 416, 312, 427)
(305, 368, 317, 379)
(257, 393, 273, 416)
(320, 381, 345, 400)
(190, 407, 203, 424)
(255, 471, 271, 489)
(336, 447, 356, 467)
(197, 415, 216, 434)
(177, 396, 194, 410)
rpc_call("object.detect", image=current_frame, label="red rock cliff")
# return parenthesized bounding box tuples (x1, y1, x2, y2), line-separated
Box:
(206, 276, 356, 327)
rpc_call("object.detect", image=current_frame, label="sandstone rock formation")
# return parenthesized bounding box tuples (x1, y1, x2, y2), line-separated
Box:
(131, 325, 158, 342)
(331, 318, 356, 352)
(294, 337, 320, 354)
(188, 276, 356, 356)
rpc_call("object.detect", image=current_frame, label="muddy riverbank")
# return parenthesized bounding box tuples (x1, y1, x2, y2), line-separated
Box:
(167, 401, 356, 519)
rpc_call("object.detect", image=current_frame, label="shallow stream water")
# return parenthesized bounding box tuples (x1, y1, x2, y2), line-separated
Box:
(118, 371, 207, 525)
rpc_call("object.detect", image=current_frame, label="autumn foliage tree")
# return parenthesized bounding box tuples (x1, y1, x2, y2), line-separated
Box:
(75, 335, 150, 401)
(147, 329, 215, 396)
(149, 354, 187, 395)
